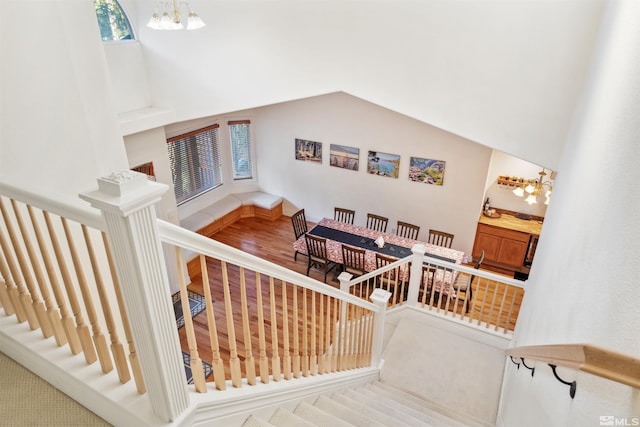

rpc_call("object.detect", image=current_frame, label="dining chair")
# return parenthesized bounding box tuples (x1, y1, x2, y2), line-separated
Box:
(341, 244, 367, 278)
(427, 229, 454, 248)
(396, 221, 420, 240)
(366, 213, 389, 233)
(452, 250, 484, 312)
(304, 234, 336, 283)
(291, 208, 308, 261)
(375, 253, 404, 302)
(334, 207, 355, 224)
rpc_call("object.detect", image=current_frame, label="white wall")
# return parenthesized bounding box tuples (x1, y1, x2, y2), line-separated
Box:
(499, 1, 640, 425)
(0, 0, 129, 195)
(129, 0, 606, 172)
(254, 93, 491, 255)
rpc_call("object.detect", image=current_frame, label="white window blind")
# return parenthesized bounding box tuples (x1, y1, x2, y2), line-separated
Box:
(167, 124, 222, 205)
(228, 120, 253, 180)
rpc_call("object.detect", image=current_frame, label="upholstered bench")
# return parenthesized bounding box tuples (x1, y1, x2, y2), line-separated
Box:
(180, 191, 283, 237)
(235, 191, 283, 221)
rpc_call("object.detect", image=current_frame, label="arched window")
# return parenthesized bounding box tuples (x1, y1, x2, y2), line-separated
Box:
(94, 0, 135, 41)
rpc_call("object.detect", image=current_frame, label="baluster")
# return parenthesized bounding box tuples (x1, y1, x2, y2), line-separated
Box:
(301, 287, 309, 377)
(175, 248, 206, 392)
(292, 284, 300, 379)
(254, 272, 269, 384)
(220, 260, 242, 388)
(309, 291, 317, 375)
(331, 297, 338, 372)
(9, 200, 52, 337)
(103, 233, 144, 393)
(27, 206, 66, 346)
(61, 218, 104, 366)
(269, 276, 281, 381)
(281, 281, 291, 380)
(487, 280, 499, 327)
(495, 282, 509, 332)
(83, 225, 124, 376)
(317, 291, 324, 374)
(43, 211, 82, 354)
(0, 198, 39, 329)
(239, 267, 256, 385)
(199, 254, 225, 390)
(505, 287, 520, 333)
(476, 278, 490, 326)
(0, 249, 19, 318)
(337, 299, 345, 371)
(349, 303, 357, 369)
(324, 294, 332, 373)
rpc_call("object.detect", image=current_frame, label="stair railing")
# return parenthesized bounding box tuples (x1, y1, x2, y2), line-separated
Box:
(338, 244, 527, 336)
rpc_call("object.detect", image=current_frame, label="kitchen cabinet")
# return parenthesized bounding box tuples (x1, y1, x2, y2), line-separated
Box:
(472, 213, 542, 277)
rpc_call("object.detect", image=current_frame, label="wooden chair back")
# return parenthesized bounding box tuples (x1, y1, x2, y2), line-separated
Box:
(396, 221, 420, 240)
(334, 207, 355, 224)
(291, 208, 308, 239)
(366, 213, 389, 233)
(341, 244, 367, 277)
(427, 229, 454, 248)
(304, 234, 335, 282)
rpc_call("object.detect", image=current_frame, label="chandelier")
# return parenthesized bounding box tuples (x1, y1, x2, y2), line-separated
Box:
(147, 1, 206, 30)
(498, 169, 554, 205)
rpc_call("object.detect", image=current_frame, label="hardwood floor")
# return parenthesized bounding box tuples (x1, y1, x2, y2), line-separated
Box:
(178, 215, 522, 381)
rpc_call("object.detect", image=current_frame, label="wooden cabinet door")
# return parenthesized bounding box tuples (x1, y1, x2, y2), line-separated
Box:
(473, 232, 501, 262)
(496, 238, 529, 267)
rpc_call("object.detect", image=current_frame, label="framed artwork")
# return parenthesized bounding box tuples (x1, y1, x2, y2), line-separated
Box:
(330, 144, 359, 171)
(409, 157, 446, 185)
(367, 151, 400, 178)
(295, 138, 323, 162)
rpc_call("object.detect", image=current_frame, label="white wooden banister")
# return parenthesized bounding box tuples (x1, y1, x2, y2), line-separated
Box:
(80, 171, 188, 422)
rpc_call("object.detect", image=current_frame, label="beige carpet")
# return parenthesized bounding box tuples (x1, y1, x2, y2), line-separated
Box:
(0, 352, 112, 426)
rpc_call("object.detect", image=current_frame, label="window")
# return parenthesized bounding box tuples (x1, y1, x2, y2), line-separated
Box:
(167, 125, 222, 205)
(94, 0, 135, 41)
(228, 120, 253, 180)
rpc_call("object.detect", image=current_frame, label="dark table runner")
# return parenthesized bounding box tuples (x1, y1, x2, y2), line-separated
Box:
(309, 225, 455, 263)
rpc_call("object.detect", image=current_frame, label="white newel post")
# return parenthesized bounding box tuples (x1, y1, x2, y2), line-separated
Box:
(338, 271, 352, 325)
(369, 288, 391, 368)
(407, 244, 426, 306)
(80, 171, 188, 422)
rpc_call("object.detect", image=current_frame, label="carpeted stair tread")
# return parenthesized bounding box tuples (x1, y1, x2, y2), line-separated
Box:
(342, 387, 435, 426)
(366, 382, 482, 427)
(329, 392, 410, 427)
(242, 414, 276, 427)
(313, 394, 388, 427)
(269, 408, 315, 427)
(294, 401, 355, 426)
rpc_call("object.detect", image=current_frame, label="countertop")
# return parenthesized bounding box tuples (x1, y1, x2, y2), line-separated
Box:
(478, 212, 543, 236)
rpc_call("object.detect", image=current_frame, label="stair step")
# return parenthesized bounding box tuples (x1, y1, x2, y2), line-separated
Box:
(242, 414, 276, 427)
(313, 394, 388, 427)
(342, 387, 436, 426)
(294, 401, 354, 426)
(329, 392, 410, 427)
(269, 408, 315, 427)
(365, 382, 485, 427)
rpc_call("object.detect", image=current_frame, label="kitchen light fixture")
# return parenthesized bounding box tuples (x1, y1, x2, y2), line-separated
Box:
(147, 1, 205, 30)
(498, 169, 554, 205)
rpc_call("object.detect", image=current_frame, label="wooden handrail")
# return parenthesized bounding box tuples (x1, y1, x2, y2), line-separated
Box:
(506, 343, 640, 389)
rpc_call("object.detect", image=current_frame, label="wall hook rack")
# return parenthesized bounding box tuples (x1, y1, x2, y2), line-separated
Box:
(510, 356, 521, 369)
(549, 364, 577, 398)
(521, 358, 535, 377)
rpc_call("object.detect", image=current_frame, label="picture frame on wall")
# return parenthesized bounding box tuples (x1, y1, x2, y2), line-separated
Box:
(295, 138, 323, 162)
(329, 144, 359, 171)
(409, 156, 446, 185)
(367, 151, 400, 178)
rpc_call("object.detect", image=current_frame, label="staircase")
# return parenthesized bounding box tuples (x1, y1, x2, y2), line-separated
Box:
(242, 381, 486, 427)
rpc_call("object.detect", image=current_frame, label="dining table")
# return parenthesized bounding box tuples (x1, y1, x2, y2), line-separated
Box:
(293, 218, 470, 294)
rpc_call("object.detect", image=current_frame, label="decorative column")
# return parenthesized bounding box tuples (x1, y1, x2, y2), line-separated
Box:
(406, 244, 425, 306)
(369, 288, 391, 368)
(80, 171, 188, 422)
